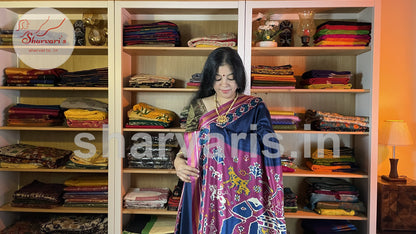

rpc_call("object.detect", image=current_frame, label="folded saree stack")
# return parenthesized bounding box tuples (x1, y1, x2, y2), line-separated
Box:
(127, 134, 178, 169)
(305, 177, 366, 216)
(124, 187, 170, 209)
(3, 67, 66, 87)
(187, 32, 237, 47)
(128, 74, 175, 88)
(300, 69, 352, 89)
(123, 214, 176, 234)
(11, 180, 65, 208)
(61, 98, 108, 128)
(40, 215, 108, 233)
(126, 102, 178, 128)
(123, 21, 180, 46)
(0, 144, 72, 169)
(306, 147, 358, 173)
(63, 176, 108, 208)
(305, 109, 369, 132)
(270, 110, 300, 130)
(314, 21, 372, 47)
(7, 103, 64, 127)
(186, 73, 202, 89)
(58, 67, 108, 87)
(0, 29, 13, 45)
(284, 187, 298, 213)
(251, 64, 296, 89)
(301, 219, 357, 233)
(65, 151, 108, 169)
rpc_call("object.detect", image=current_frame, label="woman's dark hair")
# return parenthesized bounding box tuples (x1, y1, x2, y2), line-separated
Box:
(193, 47, 246, 101)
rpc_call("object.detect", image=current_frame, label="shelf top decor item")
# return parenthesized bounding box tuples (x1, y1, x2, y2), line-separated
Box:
(253, 12, 281, 47)
(380, 120, 414, 183)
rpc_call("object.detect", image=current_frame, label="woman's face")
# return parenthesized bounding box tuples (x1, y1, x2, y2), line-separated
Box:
(213, 64, 238, 102)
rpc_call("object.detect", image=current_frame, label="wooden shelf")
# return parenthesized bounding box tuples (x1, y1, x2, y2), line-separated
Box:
(0, 46, 107, 55)
(0, 203, 107, 214)
(123, 168, 177, 174)
(123, 87, 196, 92)
(122, 208, 177, 215)
(123, 46, 237, 56)
(251, 89, 370, 93)
(0, 168, 107, 173)
(283, 168, 368, 178)
(285, 209, 367, 220)
(0, 86, 108, 91)
(0, 126, 106, 131)
(251, 46, 371, 56)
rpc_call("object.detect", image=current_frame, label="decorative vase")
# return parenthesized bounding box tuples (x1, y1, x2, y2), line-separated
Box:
(297, 10, 315, 47)
(257, 41, 277, 47)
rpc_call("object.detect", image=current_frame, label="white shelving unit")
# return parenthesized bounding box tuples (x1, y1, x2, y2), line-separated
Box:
(114, 1, 245, 232)
(245, 1, 380, 233)
(0, 1, 115, 232)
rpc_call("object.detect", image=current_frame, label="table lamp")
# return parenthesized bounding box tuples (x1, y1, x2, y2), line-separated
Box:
(380, 120, 413, 183)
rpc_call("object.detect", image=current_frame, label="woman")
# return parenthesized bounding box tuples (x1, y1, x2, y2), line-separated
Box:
(174, 47, 286, 234)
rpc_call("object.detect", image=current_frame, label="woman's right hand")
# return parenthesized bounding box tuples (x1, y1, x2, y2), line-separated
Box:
(174, 155, 199, 183)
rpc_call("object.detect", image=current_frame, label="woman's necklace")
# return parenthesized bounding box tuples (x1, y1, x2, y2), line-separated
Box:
(215, 93, 238, 124)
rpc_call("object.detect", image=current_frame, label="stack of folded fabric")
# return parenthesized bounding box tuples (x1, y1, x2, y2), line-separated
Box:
(306, 147, 358, 173)
(126, 134, 178, 169)
(314, 21, 372, 47)
(187, 32, 237, 47)
(126, 102, 178, 128)
(40, 215, 108, 233)
(301, 219, 357, 233)
(3, 67, 67, 87)
(179, 105, 190, 129)
(123, 21, 180, 47)
(0, 29, 13, 45)
(270, 110, 300, 130)
(0, 144, 72, 169)
(58, 67, 108, 87)
(284, 187, 298, 213)
(123, 215, 176, 234)
(63, 176, 108, 208)
(128, 74, 175, 88)
(123, 187, 170, 209)
(11, 180, 65, 208)
(305, 177, 366, 216)
(305, 109, 369, 132)
(167, 180, 183, 211)
(7, 103, 64, 127)
(65, 151, 108, 169)
(300, 70, 352, 89)
(61, 98, 108, 128)
(186, 73, 202, 89)
(280, 155, 298, 172)
(251, 64, 296, 89)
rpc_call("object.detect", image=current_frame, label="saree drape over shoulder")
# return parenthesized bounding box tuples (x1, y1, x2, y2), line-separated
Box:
(175, 95, 286, 234)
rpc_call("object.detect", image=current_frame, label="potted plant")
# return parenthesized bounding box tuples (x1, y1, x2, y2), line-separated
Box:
(253, 13, 281, 47)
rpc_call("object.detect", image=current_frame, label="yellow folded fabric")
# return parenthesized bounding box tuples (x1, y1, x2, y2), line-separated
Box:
(64, 175, 108, 186)
(312, 149, 353, 159)
(64, 109, 107, 120)
(269, 111, 295, 116)
(315, 208, 355, 216)
(304, 84, 352, 89)
(129, 103, 176, 124)
(70, 152, 108, 166)
(0, 162, 43, 169)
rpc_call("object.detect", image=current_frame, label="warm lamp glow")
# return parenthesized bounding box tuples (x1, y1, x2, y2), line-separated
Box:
(380, 120, 413, 183)
(380, 120, 414, 147)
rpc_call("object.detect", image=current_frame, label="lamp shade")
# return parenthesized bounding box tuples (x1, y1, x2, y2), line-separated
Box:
(379, 120, 414, 146)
